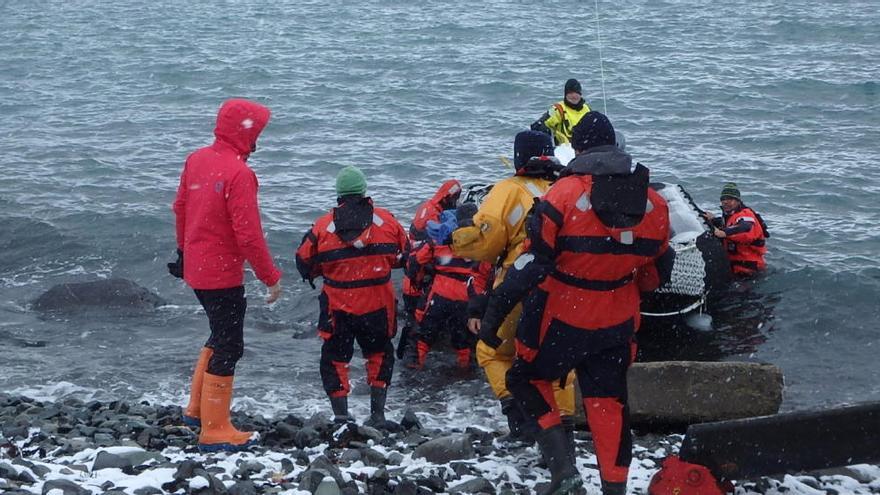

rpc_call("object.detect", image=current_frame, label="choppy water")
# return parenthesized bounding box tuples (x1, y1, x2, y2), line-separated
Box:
(1, 0, 878, 419)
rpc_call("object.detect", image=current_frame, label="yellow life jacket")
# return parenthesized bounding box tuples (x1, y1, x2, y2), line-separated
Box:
(543, 100, 591, 144)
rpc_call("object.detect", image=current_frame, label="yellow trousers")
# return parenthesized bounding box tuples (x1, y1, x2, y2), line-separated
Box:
(476, 304, 576, 416)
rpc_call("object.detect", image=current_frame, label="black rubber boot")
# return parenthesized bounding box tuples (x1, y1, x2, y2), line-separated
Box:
(368, 386, 387, 424)
(601, 480, 626, 495)
(536, 425, 582, 495)
(499, 397, 538, 445)
(561, 415, 576, 463)
(329, 396, 350, 423)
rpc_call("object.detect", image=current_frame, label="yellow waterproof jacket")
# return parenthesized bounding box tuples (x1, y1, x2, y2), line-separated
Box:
(544, 100, 591, 144)
(452, 175, 551, 284)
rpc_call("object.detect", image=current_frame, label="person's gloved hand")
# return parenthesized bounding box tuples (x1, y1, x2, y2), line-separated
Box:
(167, 249, 184, 278)
(426, 210, 458, 244)
(530, 121, 552, 136)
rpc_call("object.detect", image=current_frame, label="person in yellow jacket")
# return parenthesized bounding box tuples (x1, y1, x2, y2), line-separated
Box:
(453, 130, 577, 445)
(531, 78, 592, 145)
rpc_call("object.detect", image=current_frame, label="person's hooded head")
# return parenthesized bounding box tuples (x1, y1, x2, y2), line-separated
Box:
(570, 111, 616, 153)
(214, 99, 271, 157)
(336, 166, 367, 198)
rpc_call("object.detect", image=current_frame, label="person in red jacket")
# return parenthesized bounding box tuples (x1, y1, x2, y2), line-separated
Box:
(398, 180, 463, 359)
(405, 203, 489, 370)
(481, 112, 675, 495)
(170, 98, 283, 452)
(702, 182, 769, 276)
(296, 166, 409, 425)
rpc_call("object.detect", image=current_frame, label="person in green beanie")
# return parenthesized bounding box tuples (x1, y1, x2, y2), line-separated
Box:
(335, 165, 367, 196)
(295, 165, 408, 426)
(702, 182, 770, 276)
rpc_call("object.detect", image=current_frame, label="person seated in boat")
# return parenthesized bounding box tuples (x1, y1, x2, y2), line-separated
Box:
(405, 203, 491, 370)
(702, 182, 769, 276)
(530, 78, 592, 144)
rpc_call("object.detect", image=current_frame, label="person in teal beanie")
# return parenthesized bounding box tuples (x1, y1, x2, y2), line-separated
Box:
(296, 165, 408, 425)
(335, 165, 367, 197)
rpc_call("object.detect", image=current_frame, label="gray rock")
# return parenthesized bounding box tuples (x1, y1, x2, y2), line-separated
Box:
(94, 433, 115, 446)
(0, 462, 17, 480)
(228, 480, 258, 495)
(387, 452, 405, 465)
(30, 464, 51, 478)
(339, 449, 361, 463)
(41, 479, 91, 495)
(401, 409, 422, 430)
(298, 470, 330, 493)
(449, 477, 495, 494)
(118, 449, 165, 467)
(361, 448, 386, 467)
(294, 427, 321, 449)
(413, 434, 475, 463)
(357, 425, 385, 443)
(234, 460, 266, 478)
(93, 451, 133, 472)
(32, 278, 166, 312)
(307, 455, 346, 488)
(133, 487, 163, 495)
(392, 479, 420, 495)
(314, 476, 341, 495)
(275, 422, 299, 439)
(627, 361, 784, 425)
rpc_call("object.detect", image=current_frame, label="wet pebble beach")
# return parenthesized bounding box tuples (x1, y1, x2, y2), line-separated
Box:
(2, 394, 879, 494)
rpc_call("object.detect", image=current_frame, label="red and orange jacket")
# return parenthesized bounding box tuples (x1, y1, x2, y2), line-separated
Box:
(479, 147, 675, 352)
(295, 197, 408, 333)
(172, 99, 281, 290)
(403, 180, 462, 298)
(717, 206, 768, 275)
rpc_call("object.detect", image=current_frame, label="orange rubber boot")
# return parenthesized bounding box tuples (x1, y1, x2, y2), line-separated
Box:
(415, 341, 430, 369)
(183, 347, 213, 427)
(198, 373, 258, 452)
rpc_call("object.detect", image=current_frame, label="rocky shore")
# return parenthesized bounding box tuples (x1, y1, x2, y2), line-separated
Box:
(1, 393, 878, 494)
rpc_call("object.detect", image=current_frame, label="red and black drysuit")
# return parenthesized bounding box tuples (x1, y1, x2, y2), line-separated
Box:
(402, 180, 463, 314)
(405, 241, 492, 368)
(481, 146, 675, 487)
(710, 206, 768, 276)
(295, 197, 408, 398)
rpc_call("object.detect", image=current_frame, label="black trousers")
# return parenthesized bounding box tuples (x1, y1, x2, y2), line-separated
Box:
(194, 286, 247, 376)
(320, 307, 395, 397)
(418, 295, 475, 351)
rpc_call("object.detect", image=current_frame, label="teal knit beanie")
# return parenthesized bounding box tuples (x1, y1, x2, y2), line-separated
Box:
(336, 166, 367, 197)
(720, 182, 741, 201)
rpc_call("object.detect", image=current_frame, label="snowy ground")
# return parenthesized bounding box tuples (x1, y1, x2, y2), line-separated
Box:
(1, 394, 879, 494)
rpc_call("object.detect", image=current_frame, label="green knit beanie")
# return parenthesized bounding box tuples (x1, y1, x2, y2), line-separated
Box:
(720, 182, 741, 201)
(336, 166, 367, 197)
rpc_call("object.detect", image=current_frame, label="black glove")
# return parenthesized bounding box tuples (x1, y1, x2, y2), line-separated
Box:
(530, 121, 552, 137)
(167, 249, 184, 279)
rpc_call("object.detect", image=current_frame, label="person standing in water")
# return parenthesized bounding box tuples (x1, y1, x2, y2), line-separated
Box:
(295, 166, 408, 426)
(170, 98, 283, 452)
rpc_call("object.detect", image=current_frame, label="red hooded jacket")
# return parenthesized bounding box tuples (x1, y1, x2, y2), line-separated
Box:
(172, 99, 282, 290)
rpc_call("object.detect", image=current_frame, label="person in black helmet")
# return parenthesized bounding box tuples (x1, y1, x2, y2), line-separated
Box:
(531, 78, 592, 145)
